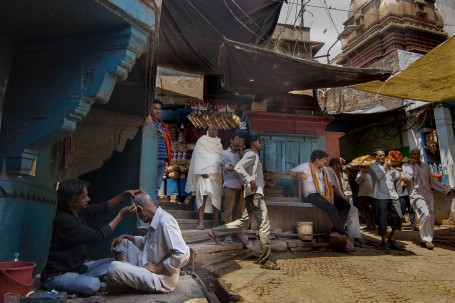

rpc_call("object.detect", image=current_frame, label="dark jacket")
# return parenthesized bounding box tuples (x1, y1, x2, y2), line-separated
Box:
(41, 201, 112, 281)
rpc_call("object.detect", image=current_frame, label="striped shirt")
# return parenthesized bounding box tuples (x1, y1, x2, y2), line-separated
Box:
(153, 119, 168, 160)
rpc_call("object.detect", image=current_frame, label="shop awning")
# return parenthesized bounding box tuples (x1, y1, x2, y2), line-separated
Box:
(353, 36, 455, 102)
(219, 40, 392, 95)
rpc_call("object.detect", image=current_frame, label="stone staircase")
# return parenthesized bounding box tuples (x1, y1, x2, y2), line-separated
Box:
(159, 201, 256, 268)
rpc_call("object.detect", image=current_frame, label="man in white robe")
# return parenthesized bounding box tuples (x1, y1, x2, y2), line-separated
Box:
(403, 148, 451, 250)
(185, 123, 223, 229)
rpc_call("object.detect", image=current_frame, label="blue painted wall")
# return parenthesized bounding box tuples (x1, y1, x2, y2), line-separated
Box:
(0, 0, 155, 273)
(0, 145, 58, 274)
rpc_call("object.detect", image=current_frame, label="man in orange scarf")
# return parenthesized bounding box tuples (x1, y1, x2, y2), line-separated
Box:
(149, 99, 172, 198)
(289, 150, 354, 251)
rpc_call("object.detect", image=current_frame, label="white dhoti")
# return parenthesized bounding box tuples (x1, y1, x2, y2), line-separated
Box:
(411, 191, 435, 242)
(347, 205, 361, 239)
(185, 134, 223, 213)
(196, 174, 222, 212)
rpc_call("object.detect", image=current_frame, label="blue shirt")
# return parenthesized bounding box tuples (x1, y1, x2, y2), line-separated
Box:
(220, 147, 242, 189)
(153, 119, 168, 160)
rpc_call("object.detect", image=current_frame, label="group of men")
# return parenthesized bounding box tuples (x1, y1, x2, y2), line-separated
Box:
(185, 122, 281, 270)
(40, 106, 452, 297)
(288, 147, 452, 252)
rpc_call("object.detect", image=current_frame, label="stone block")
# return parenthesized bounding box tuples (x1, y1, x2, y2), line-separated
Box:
(271, 239, 288, 252)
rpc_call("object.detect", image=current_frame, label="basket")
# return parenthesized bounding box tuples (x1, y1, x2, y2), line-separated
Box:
(0, 262, 36, 302)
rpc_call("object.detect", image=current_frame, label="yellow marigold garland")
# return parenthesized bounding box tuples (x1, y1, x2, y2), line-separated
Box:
(310, 162, 332, 204)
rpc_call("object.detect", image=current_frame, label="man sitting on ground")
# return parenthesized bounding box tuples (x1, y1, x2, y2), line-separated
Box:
(108, 193, 190, 293)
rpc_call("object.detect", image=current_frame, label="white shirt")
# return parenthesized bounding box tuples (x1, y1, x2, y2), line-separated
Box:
(234, 150, 264, 197)
(290, 163, 328, 197)
(356, 171, 374, 197)
(133, 207, 190, 291)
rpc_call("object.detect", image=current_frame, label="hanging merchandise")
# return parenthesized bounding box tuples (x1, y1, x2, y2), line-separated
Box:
(426, 131, 438, 154)
(187, 111, 240, 130)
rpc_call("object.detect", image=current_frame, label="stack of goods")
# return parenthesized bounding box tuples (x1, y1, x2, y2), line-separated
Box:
(385, 150, 403, 166)
(349, 155, 376, 168)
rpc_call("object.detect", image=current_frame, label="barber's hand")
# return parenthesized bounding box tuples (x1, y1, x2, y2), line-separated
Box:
(123, 189, 143, 198)
(111, 235, 125, 250)
(250, 180, 258, 193)
(143, 262, 165, 274)
(201, 174, 209, 178)
(120, 204, 137, 217)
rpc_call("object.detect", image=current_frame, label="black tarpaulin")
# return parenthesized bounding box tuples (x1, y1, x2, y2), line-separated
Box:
(219, 40, 392, 95)
(157, 0, 283, 75)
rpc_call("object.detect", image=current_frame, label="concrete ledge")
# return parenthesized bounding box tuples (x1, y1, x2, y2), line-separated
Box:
(265, 201, 332, 233)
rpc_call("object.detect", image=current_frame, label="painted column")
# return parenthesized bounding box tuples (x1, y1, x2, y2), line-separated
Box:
(434, 105, 455, 187)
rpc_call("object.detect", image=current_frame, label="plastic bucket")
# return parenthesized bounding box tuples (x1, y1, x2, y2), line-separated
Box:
(296, 222, 313, 241)
(0, 262, 36, 303)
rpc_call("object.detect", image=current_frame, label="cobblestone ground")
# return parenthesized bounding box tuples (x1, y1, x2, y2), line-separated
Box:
(216, 226, 455, 303)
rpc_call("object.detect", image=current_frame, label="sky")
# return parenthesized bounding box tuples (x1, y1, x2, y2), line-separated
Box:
(279, 0, 351, 61)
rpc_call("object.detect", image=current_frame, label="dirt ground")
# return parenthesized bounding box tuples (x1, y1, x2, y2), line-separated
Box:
(206, 226, 455, 303)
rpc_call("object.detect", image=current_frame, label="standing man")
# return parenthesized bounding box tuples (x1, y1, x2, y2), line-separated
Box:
(41, 179, 141, 296)
(356, 168, 376, 230)
(369, 149, 403, 250)
(149, 99, 172, 196)
(185, 123, 223, 229)
(208, 136, 280, 270)
(108, 193, 190, 293)
(403, 148, 452, 250)
(219, 133, 245, 243)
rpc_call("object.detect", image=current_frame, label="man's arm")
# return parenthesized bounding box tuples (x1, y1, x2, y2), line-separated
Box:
(234, 151, 256, 184)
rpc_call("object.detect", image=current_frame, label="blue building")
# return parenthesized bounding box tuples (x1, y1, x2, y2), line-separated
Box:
(0, 0, 158, 272)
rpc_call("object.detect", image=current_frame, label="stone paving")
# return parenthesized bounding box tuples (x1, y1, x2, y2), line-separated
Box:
(211, 226, 455, 303)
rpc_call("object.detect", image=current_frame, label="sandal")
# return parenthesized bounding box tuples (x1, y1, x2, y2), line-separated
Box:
(197, 225, 205, 230)
(224, 236, 234, 244)
(207, 230, 221, 244)
(260, 260, 280, 270)
(344, 240, 356, 252)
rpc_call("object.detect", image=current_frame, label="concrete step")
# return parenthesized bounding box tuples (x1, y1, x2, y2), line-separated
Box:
(167, 209, 199, 219)
(182, 229, 211, 243)
(159, 201, 194, 211)
(177, 218, 217, 230)
(188, 240, 256, 271)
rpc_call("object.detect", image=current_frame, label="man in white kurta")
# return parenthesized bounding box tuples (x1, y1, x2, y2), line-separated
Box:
(108, 194, 190, 293)
(403, 148, 451, 250)
(185, 123, 223, 229)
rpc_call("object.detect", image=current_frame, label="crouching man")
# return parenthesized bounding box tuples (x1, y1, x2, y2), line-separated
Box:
(108, 193, 190, 293)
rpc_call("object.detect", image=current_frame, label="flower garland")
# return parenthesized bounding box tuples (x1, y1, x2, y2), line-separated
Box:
(310, 162, 332, 204)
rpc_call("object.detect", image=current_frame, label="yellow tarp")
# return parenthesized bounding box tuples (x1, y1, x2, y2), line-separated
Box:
(353, 36, 455, 102)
